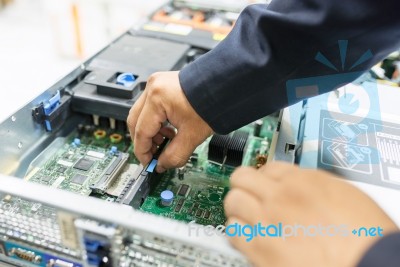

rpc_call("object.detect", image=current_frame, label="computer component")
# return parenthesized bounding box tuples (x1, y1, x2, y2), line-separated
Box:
(0, 2, 285, 267)
(135, 0, 267, 50)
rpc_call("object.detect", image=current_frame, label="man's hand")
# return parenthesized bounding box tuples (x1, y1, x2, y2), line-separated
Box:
(224, 162, 398, 267)
(127, 71, 213, 172)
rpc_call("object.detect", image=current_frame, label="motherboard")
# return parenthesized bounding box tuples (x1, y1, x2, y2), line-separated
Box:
(23, 115, 278, 227)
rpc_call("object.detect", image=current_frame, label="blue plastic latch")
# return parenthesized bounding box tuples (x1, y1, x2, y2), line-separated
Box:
(146, 159, 158, 173)
(73, 138, 81, 146)
(43, 90, 61, 115)
(45, 120, 52, 131)
(110, 146, 118, 154)
(116, 73, 136, 87)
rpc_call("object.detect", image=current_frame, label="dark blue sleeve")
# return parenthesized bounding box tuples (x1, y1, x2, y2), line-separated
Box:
(358, 232, 400, 267)
(179, 0, 400, 134)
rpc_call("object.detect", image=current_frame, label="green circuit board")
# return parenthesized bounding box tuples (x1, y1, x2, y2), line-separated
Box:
(140, 115, 279, 225)
(25, 128, 138, 202)
(140, 159, 232, 226)
(24, 114, 278, 226)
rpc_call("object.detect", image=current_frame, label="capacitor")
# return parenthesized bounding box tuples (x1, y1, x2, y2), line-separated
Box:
(160, 190, 174, 207)
(256, 139, 269, 169)
(254, 120, 263, 137)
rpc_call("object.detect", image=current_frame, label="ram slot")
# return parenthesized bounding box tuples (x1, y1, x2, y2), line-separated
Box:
(90, 153, 129, 194)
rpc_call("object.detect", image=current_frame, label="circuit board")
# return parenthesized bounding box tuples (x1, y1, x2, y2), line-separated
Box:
(25, 128, 139, 202)
(140, 164, 231, 226)
(24, 115, 278, 226)
(140, 115, 279, 225)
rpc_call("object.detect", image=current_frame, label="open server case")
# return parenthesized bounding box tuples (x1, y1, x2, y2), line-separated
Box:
(0, 1, 298, 267)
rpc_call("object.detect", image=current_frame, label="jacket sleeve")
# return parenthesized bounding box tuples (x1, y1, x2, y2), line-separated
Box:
(179, 0, 400, 134)
(357, 232, 400, 267)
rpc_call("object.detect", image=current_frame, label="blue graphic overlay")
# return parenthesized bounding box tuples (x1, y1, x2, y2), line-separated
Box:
(285, 40, 387, 185)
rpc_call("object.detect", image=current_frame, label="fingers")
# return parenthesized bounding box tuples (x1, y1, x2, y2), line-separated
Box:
(159, 126, 176, 140)
(133, 95, 167, 165)
(128, 71, 212, 170)
(152, 133, 165, 146)
(127, 90, 147, 140)
(152, 127, 177, 147)
(156, 127, 201, 172)
(230, 167, 274, 200)
(224, 188, 266, 225)
(225, 216, 261, 265)
(258, 161, 296, 182)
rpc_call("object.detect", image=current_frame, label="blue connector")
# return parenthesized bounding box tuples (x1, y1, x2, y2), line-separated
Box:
(45, 121, 52, 132)
(116, 73, 136, 87)
(146, 159, 158, 173)
(109, 146, 118, 155)
(84, 239, 102, 252)
(43, 90, 61, 116)
(84, 239, 102, 266)
(73, 138, 81, 146)
(83, 237, 110, 266)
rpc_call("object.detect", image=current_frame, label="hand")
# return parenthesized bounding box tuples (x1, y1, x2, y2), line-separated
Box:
(127, 71, 213, 172)
(224, 162, 398, 267)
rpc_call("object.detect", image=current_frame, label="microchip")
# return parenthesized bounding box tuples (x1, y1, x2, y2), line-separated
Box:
(40, 176, 53, 183)
(71, 174, 89, 185)
(57, 166, 67, 173)
(73, 158, 94, 171)
(177, 184, 190, 197)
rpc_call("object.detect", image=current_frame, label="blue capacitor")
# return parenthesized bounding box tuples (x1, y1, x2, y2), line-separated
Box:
(160, 190, 174, 207)
(116, 73, 136, 87)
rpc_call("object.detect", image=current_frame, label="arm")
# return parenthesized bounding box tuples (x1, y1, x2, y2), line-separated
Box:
(127, 0, 400, 169)
(180, 1, 400, 133)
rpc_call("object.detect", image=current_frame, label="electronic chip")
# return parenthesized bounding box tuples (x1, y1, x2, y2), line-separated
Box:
(56, 166, 67, 173)
(40, 176, 53, 183)
(73, 158, 94, 171)
(177, 184, 190, 197)
(71, 174, 89, 185)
